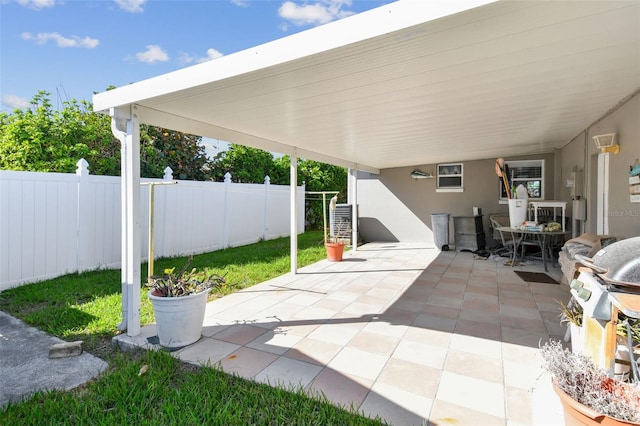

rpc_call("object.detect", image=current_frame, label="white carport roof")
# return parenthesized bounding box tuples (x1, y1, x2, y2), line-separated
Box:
(94, 0, 640, 173)
(96, 0, 639, 337)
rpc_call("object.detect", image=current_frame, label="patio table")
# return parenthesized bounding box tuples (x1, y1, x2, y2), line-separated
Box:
(497, 226, 570, 272)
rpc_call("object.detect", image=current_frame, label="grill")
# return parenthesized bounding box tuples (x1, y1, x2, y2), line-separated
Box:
(576, 237, 640, 292)
(570, 237, 640, 378)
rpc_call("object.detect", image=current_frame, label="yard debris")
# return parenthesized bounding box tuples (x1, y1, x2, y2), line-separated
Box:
(138, 364, 149, 376)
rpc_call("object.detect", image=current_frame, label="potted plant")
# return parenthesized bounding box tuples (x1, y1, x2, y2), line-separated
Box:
(558, 299, 584, 353)
(325, 238, 345, 262)
(558, 299, 640, 379)
(146, 256, 225, 348)
(325, 219, 349, 262)
(540, 340, 640, 425)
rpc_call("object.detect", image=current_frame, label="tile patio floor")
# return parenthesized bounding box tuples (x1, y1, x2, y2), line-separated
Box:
(115, 243, 571, 426)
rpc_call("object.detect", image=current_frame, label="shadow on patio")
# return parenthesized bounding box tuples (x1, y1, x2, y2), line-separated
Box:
(115, 243, 570, 425)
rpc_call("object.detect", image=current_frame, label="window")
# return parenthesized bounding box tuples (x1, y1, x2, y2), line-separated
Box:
(437, 163, 463, 192)
(499, 160, 544, 201)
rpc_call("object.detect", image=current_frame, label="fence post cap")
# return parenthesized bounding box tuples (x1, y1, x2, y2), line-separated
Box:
(163, 167, 174, 181)
(76, 158, 89, 176)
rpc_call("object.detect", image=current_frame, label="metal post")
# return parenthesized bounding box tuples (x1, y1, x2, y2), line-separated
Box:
(322, 192, 327, 244)
(141, 181, 177, 282)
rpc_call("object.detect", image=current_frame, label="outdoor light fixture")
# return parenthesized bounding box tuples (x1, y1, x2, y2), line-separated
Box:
(410, 169, 434, 179)
(592, 133, 619, 154)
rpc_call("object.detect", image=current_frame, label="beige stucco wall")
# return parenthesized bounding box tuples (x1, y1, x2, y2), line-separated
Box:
(357, 90, 640, 246)
(357, 153, 555, 246)
(559, 91, 640, 238)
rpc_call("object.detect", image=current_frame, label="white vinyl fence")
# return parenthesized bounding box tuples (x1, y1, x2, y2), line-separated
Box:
(0, 160, 305, 291)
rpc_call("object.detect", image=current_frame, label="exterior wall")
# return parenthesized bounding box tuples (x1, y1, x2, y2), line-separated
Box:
(0, 165, 305, 290)
(560, 91, 640, 238)
(357, 90, 640, 246)
(357, 153, 555, 245)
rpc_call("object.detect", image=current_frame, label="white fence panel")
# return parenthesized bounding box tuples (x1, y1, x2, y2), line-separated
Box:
(265, 185, 304, 240)
(0, 170, 78, 288)
(0, 164, 305, 291)
(227, 183, 266, 248)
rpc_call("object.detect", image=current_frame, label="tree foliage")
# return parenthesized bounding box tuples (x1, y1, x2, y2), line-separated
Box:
(0, 91, 119, 175)
(273, 156, 347, 230)
(140, 126, 213, 180)
(272, 156, 347, 198)
(0, 91, 213, 179)
(211, 146, 348, 229)
(212, 144, 276, 183)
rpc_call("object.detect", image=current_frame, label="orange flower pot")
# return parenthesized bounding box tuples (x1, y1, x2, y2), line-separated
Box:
(325, 242, 345, 262)
(552, 383, 640, 426)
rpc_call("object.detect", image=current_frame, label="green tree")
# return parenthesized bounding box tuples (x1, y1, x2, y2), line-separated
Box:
(272, 156, 347, 229)
(212, 144, 275, 182)
(140, 126, 213, 180)
(0, 91, 213, 180)
(272, 156, 347, 196)
(0, 91, 118, 174)
(0, 91, 119, 175)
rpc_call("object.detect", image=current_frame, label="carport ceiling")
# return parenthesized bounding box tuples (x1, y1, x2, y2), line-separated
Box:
(94, 0, 640, 174)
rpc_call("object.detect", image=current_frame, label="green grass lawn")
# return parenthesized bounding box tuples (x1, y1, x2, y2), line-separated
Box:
(0, 232, 381, 425)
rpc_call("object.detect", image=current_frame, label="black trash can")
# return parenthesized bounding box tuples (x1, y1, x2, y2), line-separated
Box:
(431, 213, 450, 251)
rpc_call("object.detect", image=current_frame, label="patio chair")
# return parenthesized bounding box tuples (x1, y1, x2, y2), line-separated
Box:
(490, 216, 521, 262)
(519, 233, 543, 262)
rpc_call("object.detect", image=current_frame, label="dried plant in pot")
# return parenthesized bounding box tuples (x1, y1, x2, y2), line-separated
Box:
(325, 220, 349, 262)
(146, 256, 225, 349)
(540, 340, 640, 425)
(558, 299, 584, 353)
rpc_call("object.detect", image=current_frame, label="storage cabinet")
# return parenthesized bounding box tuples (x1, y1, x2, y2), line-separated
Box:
(453, 216, 485, 252)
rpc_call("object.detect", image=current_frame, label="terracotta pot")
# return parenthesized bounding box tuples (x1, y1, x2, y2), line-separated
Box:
(552, 382, 640, 426)
(325, 242, 345, 261)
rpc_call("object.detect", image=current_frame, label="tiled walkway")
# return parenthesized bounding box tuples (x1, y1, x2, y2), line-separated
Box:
(116, 243, 571, 425)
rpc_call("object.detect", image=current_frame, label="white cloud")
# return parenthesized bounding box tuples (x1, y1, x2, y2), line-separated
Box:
(197, 48, 224, 63)
(278, 0, 354, 27)
(135, 45, 169, 63)
(114, 0, 145, 13)
(230, 0, 249, 7)
(2, 94, 31, 110)
(21, 32, 99, 48)
(16, 0, 55, 10)
(179, 48, 224, 66)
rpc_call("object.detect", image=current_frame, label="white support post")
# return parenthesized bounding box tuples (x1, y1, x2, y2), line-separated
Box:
(223, 172, 231, 248)
(110, 105, 141, 337)
(348, 168, 358, 251)
(290, 153, 298, 274)
(263, 175, 270, 241)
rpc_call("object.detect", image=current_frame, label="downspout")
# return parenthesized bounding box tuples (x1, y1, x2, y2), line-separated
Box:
(110, 105, 142, 336)
(111, 111, 128, 332)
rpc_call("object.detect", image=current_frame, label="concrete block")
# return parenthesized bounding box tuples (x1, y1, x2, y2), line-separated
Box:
(48, 341, 83, 359)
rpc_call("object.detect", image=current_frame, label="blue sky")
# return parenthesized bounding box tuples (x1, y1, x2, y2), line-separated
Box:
(1, 0, 395, 113)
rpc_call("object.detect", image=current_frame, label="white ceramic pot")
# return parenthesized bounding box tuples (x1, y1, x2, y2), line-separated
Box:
(570, 322, 584, 354)
(148, 288, 211, 348)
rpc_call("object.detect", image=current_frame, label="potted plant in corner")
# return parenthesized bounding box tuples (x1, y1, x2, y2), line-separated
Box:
(324, 195, 348, 262)
(146, 256, 225, 349)
(325, 233, 346, 262)
(540, 340, 640, 426)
